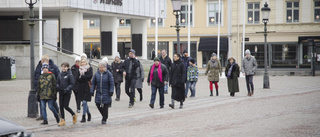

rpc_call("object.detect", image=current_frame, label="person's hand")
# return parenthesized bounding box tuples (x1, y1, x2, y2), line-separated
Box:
(193, 64, 196, 67)
(110, 93, 113, 96)
(123, 72, 126, 76)
(116, 69, 119, 72)
(164, 81, 168, 85)
(148, 83, 150, 86)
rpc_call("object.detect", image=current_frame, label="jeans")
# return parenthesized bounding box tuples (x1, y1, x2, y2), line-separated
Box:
(96, 103, 109, 121)
(59, 93, 75, 119)
(115, 83, 121, 99)
(245, 75, 254, 93)
(185, 81, 190, 96)
(164, 84, 168, 91)
(40, 99, 59, 121)
(82, 100, 90, 115)
(125, 79, 136, 105)
(150, 86, 164, 107)
(188, 81, 197, 96)
(73, 90, 81, 110)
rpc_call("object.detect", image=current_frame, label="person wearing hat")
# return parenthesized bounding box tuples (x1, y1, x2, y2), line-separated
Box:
(181, 50, 195, 98)
(147, 57, 168, 109)
(205, 52, 222, 96)
(186, 58, 198, 97)
(122, 49, 141, 108)
(71, 56, 81, 113)
(111, 52, 124, 101)
(37, 63, 60, 125)
(241, 49, 258, 96)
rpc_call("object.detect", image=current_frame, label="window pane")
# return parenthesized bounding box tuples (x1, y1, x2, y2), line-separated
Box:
(248, 11, 253, 23)
(158, 18, 163, 23)
(248, 3, 253, 9)
(254, 11, 260, 23)
(294, 10, 299, 22)
(315, 9, 320, 21)
(190, 5, 192, 11)
(294, 2, 299, 7)
(190, 13, 193, 23)
(209, 11, 215, 17)
(316, 1, 320, 7)
(287, 2, 292, 8)
(209, 4, 215, 10)
(254, 3, 260, 9)
(181, 5, 186, 11)
(287, 10, 292, 22)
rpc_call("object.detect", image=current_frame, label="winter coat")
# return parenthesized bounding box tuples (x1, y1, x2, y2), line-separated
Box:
(170, 59, 186, 102)
(181, 56, 193, 81)
(225, 62, 240, 93)
(187, 65, 198, 82)
(135, 64, 145, 88)
(34, 59, 60, 91)
(111, 61, 124, 83)
(205, 59, 222, 82)
(159, 55, 172, 74)
(90, 70, 114, 105)
(147, 64, 168, 88)
(241, 56, 258, 76)
(37, 72, 57, 100)
(76, 66, 93, 101)
(71, 64, 80, 92)
(56, 70, 74, 95)
(122, 57, 141, 80)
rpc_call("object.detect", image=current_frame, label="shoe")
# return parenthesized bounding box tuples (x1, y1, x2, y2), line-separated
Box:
(115, 98, 120, 101)
(160, 106, 164, 109)
(101, 120, 106, 124)
(179, 105, 183, 109)
(247, 92, 252, 96)
(36, 116, 43, 121)
(73, 114, 77, 124)
(140, 95, 143, 101)
(169, 104, 174, 109)
(149, 104, 154, 109)
(80, 115, 86, 123)
(87, 113, 91, 122)
(134, 97, 136, 102)
(40, 120, 48, 125)
(128, 103, 133, 108)
(164, 90, 168, 94)
(210, 91, 213, 96)
(55, 115, 60, 123)
(77, 109, 80, 113)
(251, 91, 254, 96)
(216, 90, 219, 96)
(189, 95, 195, 98)
(58, 119, 66, 126)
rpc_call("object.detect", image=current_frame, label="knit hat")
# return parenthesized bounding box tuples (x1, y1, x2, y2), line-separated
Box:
(212, 52, 217, 57)
(183, 50, 188, 54)
(80, 53, 87, 59)
(154, 57, 160, 62)
(102, 57, 108, 64)
(75, 56, 81, 62)
(245, 49, 251, 55)
(42, 63, 49, 70)
(114, 52, 121, 59)
(129, 49, 136, 54)
(189, 58, 195, 64)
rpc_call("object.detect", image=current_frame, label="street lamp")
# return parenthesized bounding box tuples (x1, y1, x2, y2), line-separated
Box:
(170, 0, 184, 55)
(261, 2, 270, 89)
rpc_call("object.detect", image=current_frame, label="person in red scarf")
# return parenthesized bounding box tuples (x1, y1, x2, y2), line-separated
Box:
(71, 56, 81, 113)
(147, 57, 169, 109)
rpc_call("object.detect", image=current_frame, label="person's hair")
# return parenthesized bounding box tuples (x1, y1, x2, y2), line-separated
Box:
(80, 59, 88, 66)
(99, 61, 107, 67)
(174, 53, 181, 58)
(41, 55, 49, 62)
(228, 57, 235, 62)
(61, 62, 70, 67)
(162, 49, 167, 53)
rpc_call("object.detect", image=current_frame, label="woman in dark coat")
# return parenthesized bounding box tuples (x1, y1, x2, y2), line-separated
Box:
(111, 53, 124, 101)
(71, 56, 81, 113)
(169, 53, 186, 109)
(225, 57, 240, 97)
(77, 59, 93, 123)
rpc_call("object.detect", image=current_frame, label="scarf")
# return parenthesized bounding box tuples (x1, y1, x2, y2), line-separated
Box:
(114, 60, 121, 64)
(210, 59, 217, 68)
(162, 54, 167, 60)
(75, 64, 79, 69)
(79, 65, 90, 76)
(227, 63, 237, 78)
(150, 62, 163, 83)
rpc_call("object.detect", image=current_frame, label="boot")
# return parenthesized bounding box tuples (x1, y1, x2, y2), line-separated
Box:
(58, 119, 66, 126)
(149, 104, 154, 109)
(54, 115, 60, 123)
(72, 114, 77, 124)
(179, 101, 183, 109)
(87, 113, 91, 122)
(169, 99, 175, 109)
(140, 94, 143, 101)
(210, 91, 213, 96)
(251, 90, 254, 96)
(36, 116, 43, 121)
(80, 115, 86, 123)
(40, 120, 48, 125)
(216, 90, 219, 96)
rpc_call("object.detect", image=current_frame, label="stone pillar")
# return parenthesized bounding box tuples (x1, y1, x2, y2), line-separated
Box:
(100, 16, 118, 59)
(59, 10, 83, 55)
(131, 19, 147, 59)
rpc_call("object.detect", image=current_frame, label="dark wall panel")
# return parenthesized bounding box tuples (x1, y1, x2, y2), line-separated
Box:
(132, 34, 142, 56)
(101, 31, 112, 55)
(61, 28, 73, 54)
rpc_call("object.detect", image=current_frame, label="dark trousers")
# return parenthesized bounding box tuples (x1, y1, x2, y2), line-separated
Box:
(134, 88, 143, 98)
(245, 75, 254, 93)
(73, 90, 81, 110)
(115, 83, 121, 99)
(125, 79, 136, 105)
(96, 103, 109, 121)
(150, 86, 164, 107)
(59, 93, 75, 119)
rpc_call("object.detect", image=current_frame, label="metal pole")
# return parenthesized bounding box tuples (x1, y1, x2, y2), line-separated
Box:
(176, 14, 180, 55)
(155, 0, 159, 58)
(313, 42, 315, 77)
(187, 0, 190, 56)
(263, 22, 270, 89)
(217, 0, 221, 59)
(242, 0, 246, 58)
(39, 0, 42, 57)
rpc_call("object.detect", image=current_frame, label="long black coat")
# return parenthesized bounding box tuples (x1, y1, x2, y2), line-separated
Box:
(159, 55, 172, 73)
(225, 63, 240, 93)
(170, 59, 186, 102)
(122, 57, 140, 80)
(76, 67, 93, 101)
(71, 64, 80, 92)
(111, 61, 124, 83)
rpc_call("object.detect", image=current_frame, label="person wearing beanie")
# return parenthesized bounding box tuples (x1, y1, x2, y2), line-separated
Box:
(159, 49, 172, 94)
(181, 50, 195, 98)
(111, 52, 124, 101)
(186, 58, 198, 97)
(122, 49, 141, 108)
(241, 49, 258, 96)
(205, 52, 222, 96)
(147, 57, 168, 109)
(71, 56, 81, 113)
(80, 53, 87, 60)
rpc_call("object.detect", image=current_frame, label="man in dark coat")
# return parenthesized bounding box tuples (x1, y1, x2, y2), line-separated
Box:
(181, 50, 194, 98)
(34, 55, 60, 120)
(122, 49, 141, 108)
(159, 49, 171, 94)
(71, 56, 81, 113)
(169, 53, 186, 109)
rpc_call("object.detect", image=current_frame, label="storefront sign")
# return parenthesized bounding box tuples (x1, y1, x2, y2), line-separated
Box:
(94, 0, 122, 6)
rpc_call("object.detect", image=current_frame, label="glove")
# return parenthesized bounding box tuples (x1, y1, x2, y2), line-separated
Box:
(141, 78, 144, 82)
(110, 92, 114, 96)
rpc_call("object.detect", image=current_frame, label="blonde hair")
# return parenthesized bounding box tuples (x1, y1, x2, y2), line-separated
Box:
(80, 59, 88, 66)
(41, 55, 49, 63)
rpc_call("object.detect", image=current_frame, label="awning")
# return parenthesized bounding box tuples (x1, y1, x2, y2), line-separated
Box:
(298, 36, 320, 43)
(198, 37, 228, 52)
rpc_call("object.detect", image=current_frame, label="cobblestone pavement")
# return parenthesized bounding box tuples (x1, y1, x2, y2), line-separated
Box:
(0, 76, 320, 137)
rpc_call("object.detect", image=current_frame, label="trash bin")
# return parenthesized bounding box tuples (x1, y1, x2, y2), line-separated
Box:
(0, 56, 16, 80)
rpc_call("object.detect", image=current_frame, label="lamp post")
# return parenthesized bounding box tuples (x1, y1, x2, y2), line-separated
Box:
(261, 2, 270, 89)
(308, 39, 315, 77)
(170, 0, 184, 55)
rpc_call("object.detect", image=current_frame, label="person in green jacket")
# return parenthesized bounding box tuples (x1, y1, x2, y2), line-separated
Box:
(186, 58, 198, 97)
(37, 63, 60, 125)
(205, 53, 222, 96)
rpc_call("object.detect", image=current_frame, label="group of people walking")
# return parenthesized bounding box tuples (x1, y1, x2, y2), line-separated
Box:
(34, 48, 257, 125)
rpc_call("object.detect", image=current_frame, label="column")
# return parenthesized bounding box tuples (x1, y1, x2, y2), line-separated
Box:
(59, 10, 83, 55)
(131, 19, 147, 59)
(100, 16, 118, 59)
